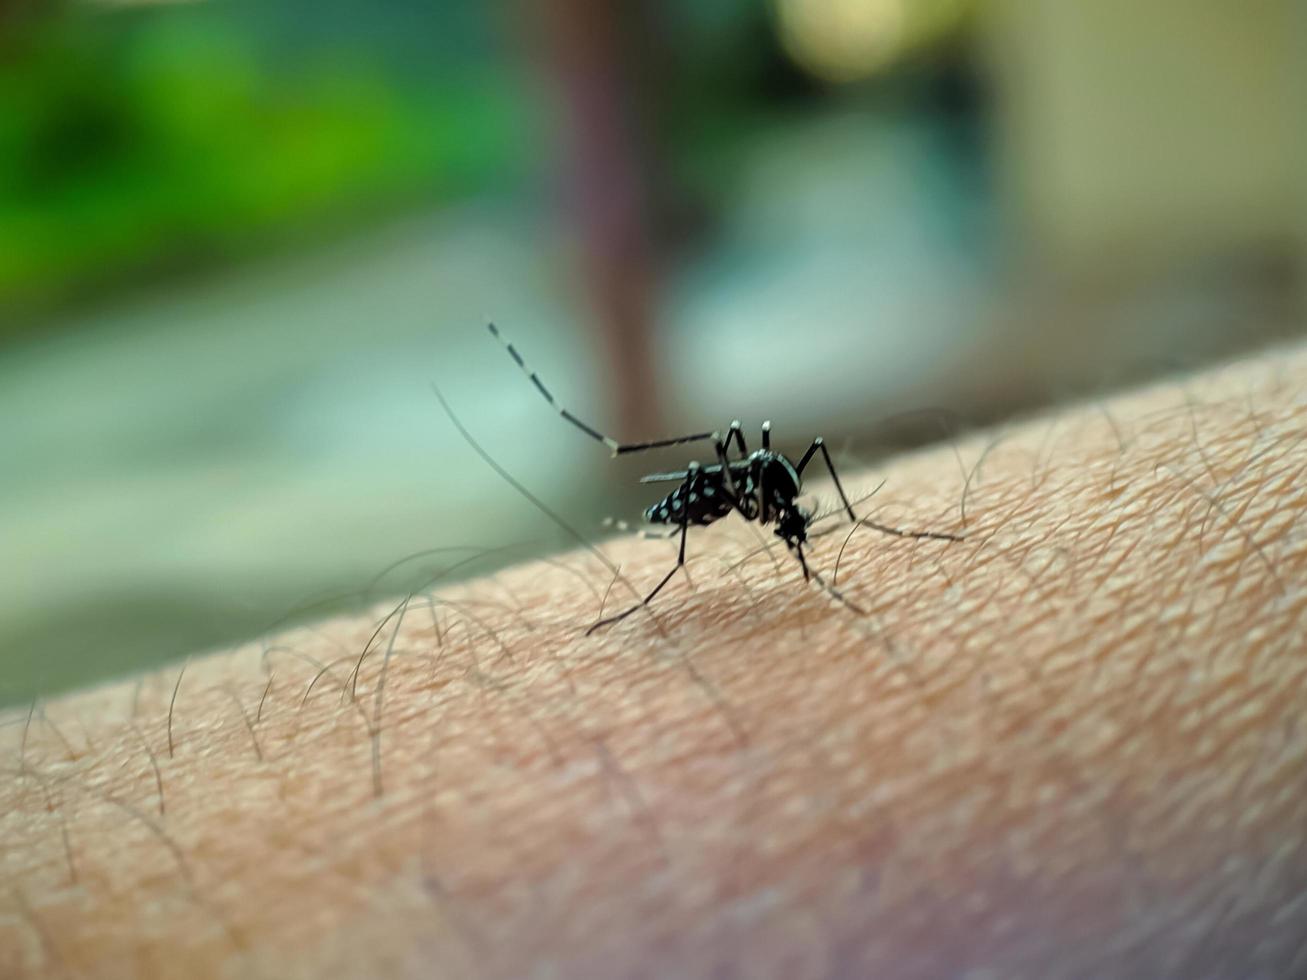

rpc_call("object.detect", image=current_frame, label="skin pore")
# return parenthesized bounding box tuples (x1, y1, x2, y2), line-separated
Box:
(3, 343, 1306, 979)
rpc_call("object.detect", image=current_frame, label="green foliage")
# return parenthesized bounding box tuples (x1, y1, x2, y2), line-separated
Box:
(0, 8, 526, 324)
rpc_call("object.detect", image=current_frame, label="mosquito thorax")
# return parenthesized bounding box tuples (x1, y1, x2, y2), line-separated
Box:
(750, 451, 801, 500)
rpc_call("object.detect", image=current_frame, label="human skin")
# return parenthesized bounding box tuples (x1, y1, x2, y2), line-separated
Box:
(3, 344, 1306, 979)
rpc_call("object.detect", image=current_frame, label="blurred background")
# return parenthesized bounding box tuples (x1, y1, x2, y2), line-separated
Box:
(3, 0, 1303, 705)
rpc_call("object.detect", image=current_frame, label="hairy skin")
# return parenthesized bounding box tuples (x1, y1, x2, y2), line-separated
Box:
(3, 345, 1306, 979)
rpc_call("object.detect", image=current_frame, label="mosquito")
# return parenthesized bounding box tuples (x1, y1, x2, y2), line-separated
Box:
(487, 322, 963, 632)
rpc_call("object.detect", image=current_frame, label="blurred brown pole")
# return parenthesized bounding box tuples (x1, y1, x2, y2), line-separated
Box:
(537, 0, 662, 439)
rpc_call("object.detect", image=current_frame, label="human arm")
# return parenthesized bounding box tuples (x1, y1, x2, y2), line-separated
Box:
(3, 343, 1306, 979)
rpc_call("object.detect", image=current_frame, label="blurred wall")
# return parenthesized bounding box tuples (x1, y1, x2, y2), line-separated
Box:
(986, 0, 1302, 274)
(5, 0, 1303, 706)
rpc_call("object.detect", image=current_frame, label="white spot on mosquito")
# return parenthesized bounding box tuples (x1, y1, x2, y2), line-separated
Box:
(672, 498, 682, 511)
(689, 493, 698, 503)
(704, 486, 715, 497)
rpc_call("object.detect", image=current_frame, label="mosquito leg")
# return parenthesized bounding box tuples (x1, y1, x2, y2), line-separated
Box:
(796, 437, 856, 523)
(712, 438, 747, 508)
(709, 444, 762, 524)
(611, 432, 720, 456)
(587, 464, 699, 633)
(854, 518, 965, 542)
(789, 542, 811, 581)
(796, 438, 961, 539)
(488, 322, 717, 456)
(787, 539, 869, 615)
(725, 420, 747, 458)
(601, 518, 680, 540)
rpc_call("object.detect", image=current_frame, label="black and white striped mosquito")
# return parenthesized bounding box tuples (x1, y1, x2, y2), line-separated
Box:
(488, 322, 962, 632)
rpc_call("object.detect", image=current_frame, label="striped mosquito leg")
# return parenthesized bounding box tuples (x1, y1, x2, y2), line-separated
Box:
(602, 517, 678, 540)
(587, 463, 701, 633)
(487, 321, 620, 451)
(486, 321, 718, 457)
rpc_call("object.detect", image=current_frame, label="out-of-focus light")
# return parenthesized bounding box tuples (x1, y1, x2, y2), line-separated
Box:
(775, 0, 970, 83)
(777, 0, 905, 82)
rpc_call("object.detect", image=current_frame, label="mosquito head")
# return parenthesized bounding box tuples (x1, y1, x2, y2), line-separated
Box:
(775, 504, 812, 547)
